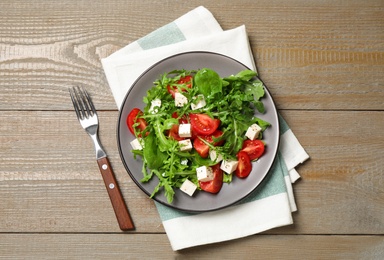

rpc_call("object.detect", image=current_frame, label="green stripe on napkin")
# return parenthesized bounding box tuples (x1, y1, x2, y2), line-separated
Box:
(137, 22, 186, 50)
(278, 113, 290, 134)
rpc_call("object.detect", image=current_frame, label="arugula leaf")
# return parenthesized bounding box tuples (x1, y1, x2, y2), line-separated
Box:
(235, 69, 257, 81)
(245, 80, 265, 100)
(151, 170, 176, 203)
(253, 101, 265, 113)
(252, 117, 271, 131)
(153, 119, 174, 152)
(143, 132, 167, 169)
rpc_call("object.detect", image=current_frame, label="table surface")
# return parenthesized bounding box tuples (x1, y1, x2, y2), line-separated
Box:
(1, 0, 383, 258)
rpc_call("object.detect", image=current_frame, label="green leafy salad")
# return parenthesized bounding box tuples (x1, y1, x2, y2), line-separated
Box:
(126, 68, 270, 203)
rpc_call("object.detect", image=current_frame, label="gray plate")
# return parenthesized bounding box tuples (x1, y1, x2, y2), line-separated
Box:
(117, 51, 279, 212)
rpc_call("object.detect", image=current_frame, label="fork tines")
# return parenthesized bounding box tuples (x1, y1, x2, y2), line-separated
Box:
(69, 86, 96, 120)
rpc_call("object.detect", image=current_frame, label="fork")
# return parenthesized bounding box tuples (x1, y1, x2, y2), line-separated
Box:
(69, 86, 134, 231)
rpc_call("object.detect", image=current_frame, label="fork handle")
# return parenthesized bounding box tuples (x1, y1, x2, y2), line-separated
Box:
(97, 157, 135, 231)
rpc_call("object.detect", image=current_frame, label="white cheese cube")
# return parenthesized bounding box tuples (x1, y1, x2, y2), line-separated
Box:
(245, 123, 262, 140)
(130, 138, 143, 150)
(209, 150, 223, 162)
(175, 92, 188, 107)
(191, 95, 206, 110)
(178, 123, 191, 138)
(180, 179, 197, 196)
(149, 98, 161, 114)
(220, 160, 239, 174)
(196, 166, 214, 182)
(178, 139, 192, 152)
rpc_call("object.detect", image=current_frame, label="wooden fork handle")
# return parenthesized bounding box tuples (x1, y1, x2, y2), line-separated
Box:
(97, 157, 135, 231)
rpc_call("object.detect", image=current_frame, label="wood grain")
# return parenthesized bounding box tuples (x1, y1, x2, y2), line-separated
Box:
(0, 0, 383, 111)
(0, 0, 383, 257)
(0, 234, 383, 259)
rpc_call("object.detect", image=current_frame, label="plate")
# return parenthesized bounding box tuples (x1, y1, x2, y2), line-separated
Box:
(117, 51, 279, 212)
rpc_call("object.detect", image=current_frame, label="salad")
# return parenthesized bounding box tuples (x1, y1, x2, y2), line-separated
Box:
(126, 68, 270, 203)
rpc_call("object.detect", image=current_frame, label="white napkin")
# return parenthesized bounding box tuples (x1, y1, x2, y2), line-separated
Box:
(101, 6, 309, 251)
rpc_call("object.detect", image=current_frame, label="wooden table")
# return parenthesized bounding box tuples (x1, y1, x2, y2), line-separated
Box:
(1, 0, 383, 258)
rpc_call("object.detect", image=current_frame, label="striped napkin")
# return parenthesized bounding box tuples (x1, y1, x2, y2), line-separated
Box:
(101, 6, 309, 251)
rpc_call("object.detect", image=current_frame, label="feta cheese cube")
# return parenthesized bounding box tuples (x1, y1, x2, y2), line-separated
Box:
(178, 123, 191, 138)
(130, 138, 143, 150)
(175, 92, 188, 107)
(191, 95, 206, 110)
(209, 150, 223, 162)
(149, 98, 161, 114)
(178, 139, 192, 152)
(180, 179, 197, 196)
(245, 123, 262, 140)
(196, 166, 214, 182)
(220, 160, 239, 174)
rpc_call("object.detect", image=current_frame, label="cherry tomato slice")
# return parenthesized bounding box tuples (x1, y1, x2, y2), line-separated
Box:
(190, 113, 220, 136)
(206, 130, 225, 146)
(126, 108, 147, 136)
(166, 86, 178, 98)
(193, 138, 210, 158)
(177, 75, 193, 86)
(193, 130, 223, 158)
(167, 124, 184, 141)
(167, 75, 193, 98)
(235, 151, 252, 178)
(240, 139, 265, 160)
(199, 164, 223, 194)
(171, 112, 189, 124)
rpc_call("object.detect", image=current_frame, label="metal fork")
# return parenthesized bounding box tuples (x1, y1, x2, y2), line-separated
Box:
(69, 86, 134, 231)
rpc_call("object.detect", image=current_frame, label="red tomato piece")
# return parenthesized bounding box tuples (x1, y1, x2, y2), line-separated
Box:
(167, 75, 193, 98)
(126, 108, 147, 136)
(190, 128, 199, 140)
(199, 164, 223, 194)
(171, 112, 189, 124)
(240, 139, 265, 160)
(193, 130, 223, 158)
(193, 138, 210, 158)
(178, 75, 193, 86)
(167, 124, 184, 141)
(235, 151, 252, 178)
(166, 86, 178, 98)
(190, 113, 220, 136)
(205, 130, 225, 146)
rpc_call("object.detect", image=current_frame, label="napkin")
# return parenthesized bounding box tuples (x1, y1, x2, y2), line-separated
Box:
(101, 6, 309, 251)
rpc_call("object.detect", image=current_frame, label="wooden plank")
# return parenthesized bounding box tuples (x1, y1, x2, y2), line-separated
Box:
(0, 110, 383, 233)
(0, 234, 383, 259)
(0, 110, 162, 233)
(0, 0, 383, 110)
(279, 110, 384, 234)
